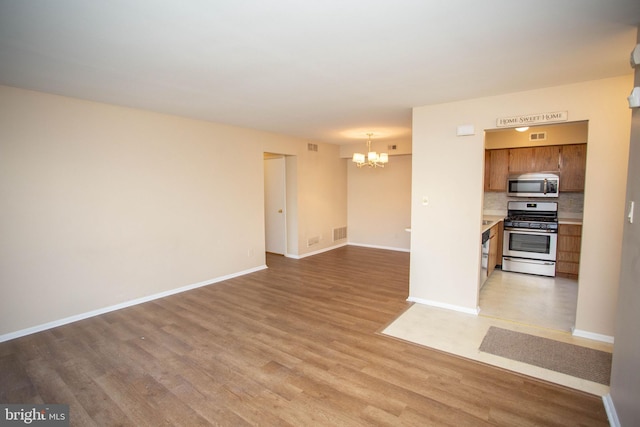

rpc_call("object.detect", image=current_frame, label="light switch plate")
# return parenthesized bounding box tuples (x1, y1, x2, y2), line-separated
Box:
(631, 44, 640, 68)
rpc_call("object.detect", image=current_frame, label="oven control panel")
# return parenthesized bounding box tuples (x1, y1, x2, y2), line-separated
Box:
(503, 220, 558, 232)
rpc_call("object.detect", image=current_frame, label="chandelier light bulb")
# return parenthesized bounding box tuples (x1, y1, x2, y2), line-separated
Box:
(352, 133, 389, 168)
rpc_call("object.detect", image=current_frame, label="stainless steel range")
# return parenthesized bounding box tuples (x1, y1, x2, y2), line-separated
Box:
(502, 201, 558, 277)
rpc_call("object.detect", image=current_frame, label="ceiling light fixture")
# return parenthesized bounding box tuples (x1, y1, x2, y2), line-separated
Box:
(515, 127, 529, 132)
(352, 133, 388, 168)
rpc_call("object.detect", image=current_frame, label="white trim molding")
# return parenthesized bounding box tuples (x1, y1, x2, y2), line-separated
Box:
(0, 265, 267, 343)
(602, 393, 620, 427)
(287, 242, 348, 259)
(572, 329, 615, 344)
(287, 242, 407, 259)
(348, 242, 411, 253)
(407, 296, 480, 315)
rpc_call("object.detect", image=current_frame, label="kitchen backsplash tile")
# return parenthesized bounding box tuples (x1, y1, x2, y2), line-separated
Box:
(483, 192, 584, 218)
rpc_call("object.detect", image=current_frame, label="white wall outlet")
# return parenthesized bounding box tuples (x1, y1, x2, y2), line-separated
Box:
(422, 196, 429, 206)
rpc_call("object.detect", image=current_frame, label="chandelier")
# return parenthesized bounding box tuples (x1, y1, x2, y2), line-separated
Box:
(352, 133, 389, 168)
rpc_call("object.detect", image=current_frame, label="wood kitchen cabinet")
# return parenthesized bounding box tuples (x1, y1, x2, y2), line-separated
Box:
(484, 149, 509, 191)
(487, 226, 498, 277)
(535, 145, 562, 172)
(509, 146, 560, 173)
(496, 220, 503, 266)
(484, 143, 586, 192)
(556, 223, 582, 279)
(506, 147, 533, 173)
(487, 221, 503, 277)
(559, 144, 587, 192)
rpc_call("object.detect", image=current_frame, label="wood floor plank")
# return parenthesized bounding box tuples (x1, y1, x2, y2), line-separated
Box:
(0, 246, 608, 426)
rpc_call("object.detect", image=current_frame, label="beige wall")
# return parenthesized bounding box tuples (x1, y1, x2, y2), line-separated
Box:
(296, 145, 347, 255)
(609, 29, 640, 425)
(0, 85, 347, 337)
(339, 139, 412, 158)
(411, 76, 632, 337)
(258, 135, 347, 257)
(347, 154, 411, 251)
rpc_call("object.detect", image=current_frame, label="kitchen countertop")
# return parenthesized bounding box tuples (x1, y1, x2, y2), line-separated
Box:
(558, 217, 583, 225)
(482, 214, 582, 232)
(482, 215, 504, 233)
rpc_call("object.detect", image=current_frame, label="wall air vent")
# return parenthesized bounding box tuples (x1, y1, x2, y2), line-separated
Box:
(333, 226, 347, 241)
(307, 143, 318, 152)
(529, 132, 547, 141)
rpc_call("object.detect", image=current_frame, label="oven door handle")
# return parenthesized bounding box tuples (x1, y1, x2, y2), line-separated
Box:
(503, 257, 555, 266)
(543, 178, 548, 195)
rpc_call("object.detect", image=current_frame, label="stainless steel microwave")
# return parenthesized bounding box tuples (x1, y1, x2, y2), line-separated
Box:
(507, 173, 559, 198)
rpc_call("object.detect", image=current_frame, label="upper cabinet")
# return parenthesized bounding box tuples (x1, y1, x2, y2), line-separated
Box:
(484, 149, 510, 192)
(509, 146, 560, 173)
(559, 144, 587, 192)
(484, 143, 587, 192)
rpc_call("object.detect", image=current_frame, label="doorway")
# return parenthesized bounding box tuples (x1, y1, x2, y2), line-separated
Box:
(480, 121, 587, 332)
(264, 154, 286, 255)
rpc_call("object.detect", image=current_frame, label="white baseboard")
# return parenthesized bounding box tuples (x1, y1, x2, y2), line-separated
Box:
(407, 296, 480, 315)
(287, 242, 348, 259)
(348, 242, 411, 253)
(572, 328, 615, 344)
(0, 265, 267, 343)
(602, 393, 620, 427)
(285, 242, 408, 259)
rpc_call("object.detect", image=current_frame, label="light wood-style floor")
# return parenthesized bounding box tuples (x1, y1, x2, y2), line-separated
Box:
(479, 270, 579, 332)
(0, 246, 608, 426)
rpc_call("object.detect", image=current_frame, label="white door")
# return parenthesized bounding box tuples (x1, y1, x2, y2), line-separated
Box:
(264, 156, 286, 255)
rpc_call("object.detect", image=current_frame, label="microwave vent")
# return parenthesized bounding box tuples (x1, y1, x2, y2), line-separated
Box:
(529, 132, 547, 141)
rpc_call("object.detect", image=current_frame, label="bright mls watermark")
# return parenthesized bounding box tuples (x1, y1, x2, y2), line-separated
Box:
(0, 404, 68, 426)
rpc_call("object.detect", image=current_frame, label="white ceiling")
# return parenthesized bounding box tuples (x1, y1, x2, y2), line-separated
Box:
(1, 1, 639, 145)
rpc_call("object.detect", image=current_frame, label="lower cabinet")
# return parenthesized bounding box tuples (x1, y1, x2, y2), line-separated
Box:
(556, 223, 582, 279)
(488, 226, 497, 277)
(487, 221, 503, 277)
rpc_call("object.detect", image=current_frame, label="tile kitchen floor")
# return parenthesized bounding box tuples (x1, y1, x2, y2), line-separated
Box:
(479, 269, 579, 332)
(382, 270, 612, 396)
